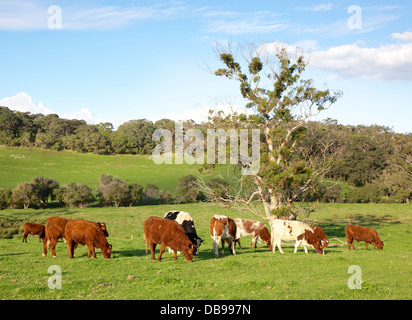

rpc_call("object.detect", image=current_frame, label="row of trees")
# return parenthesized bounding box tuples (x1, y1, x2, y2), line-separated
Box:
(1, 109, 411, 205)
(0, 174, 210, 209)
(0, 106, 168, 155)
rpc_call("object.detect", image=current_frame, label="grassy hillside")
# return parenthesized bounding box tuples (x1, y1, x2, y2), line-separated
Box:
(0, 203, 411, 300)
(0, 146, 203, 193)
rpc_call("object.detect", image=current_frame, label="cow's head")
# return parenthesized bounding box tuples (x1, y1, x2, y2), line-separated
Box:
(194, 237, 204, 255)
(183, 243, 195, 262)
(102, 243, 112, 259)
(376, 240, 384, 250)
(298, 230, 324, 255)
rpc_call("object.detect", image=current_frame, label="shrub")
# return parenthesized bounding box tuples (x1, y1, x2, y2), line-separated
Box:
(97, 174, 130, 207)
(0, 188, 12, 210)
(12, 182, 38, 209)
(143, 184, 160, 204)
(56, 183, 94, 208)
(175, 175, 203, 203)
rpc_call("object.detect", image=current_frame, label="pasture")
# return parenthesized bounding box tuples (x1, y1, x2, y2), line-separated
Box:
(0, 203, 411, 300)
(0, 146, 203, 193)
(0, 146, 410, 300)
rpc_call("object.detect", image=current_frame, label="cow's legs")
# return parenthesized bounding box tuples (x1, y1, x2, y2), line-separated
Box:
(149, 242, 156, 260)
(87, 244, 96, 258)
(50, 238, 58, 257)
(365, 242, 369, 251)
(294, 240, 300, 253)
(158, 243, 166, 261)
(42, 238, 48, 257)
(251, 236, 258, 249)
(212, 236, 221, 257)
(229, 240, 236, 255)
(271, 234, 276, 253)
(276, 239, 284, 254)
(67, 240, 74, 258)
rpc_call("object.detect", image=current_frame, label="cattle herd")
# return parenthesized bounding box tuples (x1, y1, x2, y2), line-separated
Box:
(21, 210, 384, 261)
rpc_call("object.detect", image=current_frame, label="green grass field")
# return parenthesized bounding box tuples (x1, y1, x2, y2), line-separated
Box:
(0, 203, 411, 300)
(0, 147, 411, 300)
(0, 146, 202, 193)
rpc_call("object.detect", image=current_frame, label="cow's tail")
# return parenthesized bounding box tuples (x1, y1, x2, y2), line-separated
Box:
(44, 226, 51, 248)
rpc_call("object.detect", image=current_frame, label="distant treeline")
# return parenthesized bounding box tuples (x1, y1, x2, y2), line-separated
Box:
(1, 106, 411, 204)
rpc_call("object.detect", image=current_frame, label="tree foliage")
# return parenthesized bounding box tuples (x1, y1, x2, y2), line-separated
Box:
(209, 42, 343, 219)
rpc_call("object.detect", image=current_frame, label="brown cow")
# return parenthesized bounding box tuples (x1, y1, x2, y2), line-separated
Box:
(65, 220, 112, 259)
(345, 225, 384, 251)
(233, 218, 271, 250)
(43, 217, 109, 257)
(43, 217, 69, 257)
(310, 225, 329, 248)
(143, 216, 195, 262)
(22, 223, 46, 243)
(210, 215, 237, 257)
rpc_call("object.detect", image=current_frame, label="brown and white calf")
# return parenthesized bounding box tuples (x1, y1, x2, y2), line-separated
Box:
(269, 218, 324, 255)
(143, 216, 195, 262)
(210, 215, 237, 257)
(233, 218, 271, 250)
(22, 223, 46, 243)
(345, 225, 384, 250)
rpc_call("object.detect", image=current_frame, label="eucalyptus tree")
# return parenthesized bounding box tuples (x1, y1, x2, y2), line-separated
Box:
(205, 42, 342, 219)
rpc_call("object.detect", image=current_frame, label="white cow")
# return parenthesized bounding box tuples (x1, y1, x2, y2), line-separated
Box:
(269, 218, 324, 255)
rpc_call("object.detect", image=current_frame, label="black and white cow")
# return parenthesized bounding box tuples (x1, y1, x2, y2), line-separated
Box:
(164, 211, 204, 255)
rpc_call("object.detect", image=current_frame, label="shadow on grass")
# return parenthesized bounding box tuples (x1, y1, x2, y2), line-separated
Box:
(113, 249, 146, 258)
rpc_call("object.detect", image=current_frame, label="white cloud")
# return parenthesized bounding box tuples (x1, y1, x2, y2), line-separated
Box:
(0, 92, 104, 125)
(309, 32, 412, 81)
(60, 108, 104, 125)
(0, 92, 53, 114)
(392, 31, 412, 42)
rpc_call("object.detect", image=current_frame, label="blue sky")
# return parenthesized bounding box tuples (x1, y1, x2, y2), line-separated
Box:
(0, 0, 411, 133)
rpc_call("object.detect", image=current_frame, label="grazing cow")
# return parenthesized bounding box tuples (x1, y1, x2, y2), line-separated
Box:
(345, 225, 384, 251)
(43, 217, 109, 258)
(210, 215, 237, 257)
(22, 223, 46, 243)
(143, 216, 195, 262)
(65, 220, 112, 259)
(43, 217, 69, 257)
(310, 225, 329, 248)
(164, 211, 204, 255)
(269, 218, 324, 255)
(233, 218, 271, 250)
